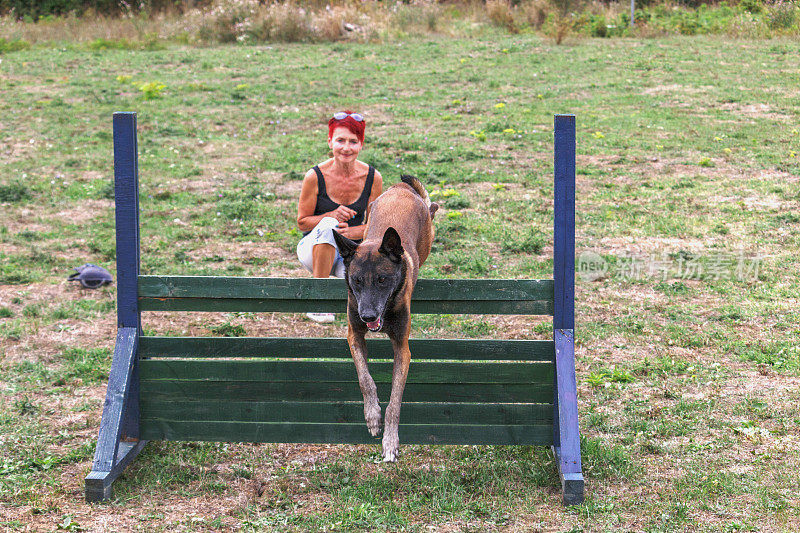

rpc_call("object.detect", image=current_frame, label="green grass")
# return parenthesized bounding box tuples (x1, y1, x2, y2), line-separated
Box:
(0, 32, 799, 531)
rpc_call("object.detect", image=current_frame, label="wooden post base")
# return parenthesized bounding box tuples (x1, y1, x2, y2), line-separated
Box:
(552, 444, 585, 505)
(560, 472, 585, 506)
(85, 440, 146, 503)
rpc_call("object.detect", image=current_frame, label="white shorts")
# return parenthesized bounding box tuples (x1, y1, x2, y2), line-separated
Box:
(296, 216, 346, 278)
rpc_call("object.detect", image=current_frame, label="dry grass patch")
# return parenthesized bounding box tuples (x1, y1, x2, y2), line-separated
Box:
(0, 282, 116, 364)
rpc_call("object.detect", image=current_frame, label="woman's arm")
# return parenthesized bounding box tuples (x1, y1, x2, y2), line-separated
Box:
(297, 169, 356, 232)
(369, 169, 384, 204)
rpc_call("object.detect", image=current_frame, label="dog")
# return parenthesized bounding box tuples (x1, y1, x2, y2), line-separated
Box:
(333, 175, 438, 462)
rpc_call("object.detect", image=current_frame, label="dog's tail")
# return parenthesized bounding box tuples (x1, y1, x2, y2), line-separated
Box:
(400, 174, 439, 219)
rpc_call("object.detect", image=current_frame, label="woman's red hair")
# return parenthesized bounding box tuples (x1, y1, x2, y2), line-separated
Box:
(328, 110, 366, 144)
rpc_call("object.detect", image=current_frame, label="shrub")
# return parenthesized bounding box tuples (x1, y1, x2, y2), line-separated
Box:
(520, 0, 549, 29)
(552, 0, 585, 16)
(138, 81, 166, 99)
(195, 0, 314, 43)
(390, 2, 445, 36)
(544, 11, 581, 44)
(589, 13, 608, 36)
(677, 13, 701, 35)
(0, 37, 30, 53)
(585, 12, 628, 37)
(726, 11, 770, 37)
(313, 6, 349, 41)
(740, 0, 763, 13)
(262, 2, 311, 42)
(486, 0, 518, 32)
(766, 0, 797, 30)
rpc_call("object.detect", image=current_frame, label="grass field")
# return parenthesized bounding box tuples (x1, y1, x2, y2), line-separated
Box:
(1, 32, 799, 531)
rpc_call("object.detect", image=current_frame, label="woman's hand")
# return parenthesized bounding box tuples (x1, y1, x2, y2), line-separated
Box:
(335, 222, 362, 240)
(329, 205, 357, 222)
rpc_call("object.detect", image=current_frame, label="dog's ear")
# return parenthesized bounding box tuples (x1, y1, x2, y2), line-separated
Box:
(429, 202, 439, 219)
(379, 227, 404, 264)
(333, 230, 359, 265)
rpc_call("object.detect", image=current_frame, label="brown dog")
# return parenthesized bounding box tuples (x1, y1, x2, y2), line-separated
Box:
(332, 175, 438, 461)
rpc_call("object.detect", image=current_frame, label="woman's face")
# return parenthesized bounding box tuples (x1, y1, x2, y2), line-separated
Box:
(328, 126, 362, 164)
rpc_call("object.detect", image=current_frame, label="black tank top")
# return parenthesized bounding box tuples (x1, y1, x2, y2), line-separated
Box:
(303, 165, 375, 236)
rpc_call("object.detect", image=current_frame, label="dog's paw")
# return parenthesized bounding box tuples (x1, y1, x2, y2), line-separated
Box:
(365, 403, 382, 437)
(367, 417, 382, 437)
(381, 434, 399, 462)
(381, 449, 398, 463)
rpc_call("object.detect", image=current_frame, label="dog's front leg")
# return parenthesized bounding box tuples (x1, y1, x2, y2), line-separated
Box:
(347, 322, 382, 437)
(382, 333, 411, 462)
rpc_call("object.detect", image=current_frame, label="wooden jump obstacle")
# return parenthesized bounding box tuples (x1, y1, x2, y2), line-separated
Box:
(85, 112, 584, 505)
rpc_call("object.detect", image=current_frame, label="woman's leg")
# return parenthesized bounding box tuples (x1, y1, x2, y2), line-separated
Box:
(296, 217, 344, 324)
(312, 243, 336, 278)
(298, 217, 344, 278)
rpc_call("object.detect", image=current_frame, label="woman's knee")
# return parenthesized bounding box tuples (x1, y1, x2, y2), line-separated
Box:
(297, 238, 314, 271)
(298, 217, 341, 272)
(315, 217, 339, 232)
(311, 217, 340, 245)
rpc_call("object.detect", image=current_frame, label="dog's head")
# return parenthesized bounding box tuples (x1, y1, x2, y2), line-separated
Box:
(332, 227, 406, 332)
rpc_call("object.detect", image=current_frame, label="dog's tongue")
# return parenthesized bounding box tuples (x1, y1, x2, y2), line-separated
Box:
(366, 318, 382, 331)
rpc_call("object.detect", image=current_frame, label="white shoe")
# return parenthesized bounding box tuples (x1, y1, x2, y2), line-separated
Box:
(306, 312, 335, 324)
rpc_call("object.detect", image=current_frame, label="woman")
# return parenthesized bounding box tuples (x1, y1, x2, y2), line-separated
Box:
(296, 111, 383, 323)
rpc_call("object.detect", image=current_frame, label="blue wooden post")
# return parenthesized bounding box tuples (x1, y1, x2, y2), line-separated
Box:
(552, 114, 584, 505)
(114, 111, 142, 443)
(114, 111, 141, 332)
(85, 112, 146, 502)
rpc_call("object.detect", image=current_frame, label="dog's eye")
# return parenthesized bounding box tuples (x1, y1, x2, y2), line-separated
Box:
(354, 277, 363, 286)
(377, 275, 386, 284)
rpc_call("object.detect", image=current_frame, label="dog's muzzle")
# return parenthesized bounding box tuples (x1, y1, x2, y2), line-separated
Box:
(364, 317, 382, 332)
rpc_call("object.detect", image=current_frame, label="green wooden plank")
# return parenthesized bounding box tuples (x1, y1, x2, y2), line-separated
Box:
(139, 381, 553, 403)
(138, 360, 554, 384)
(138, 297, 553, 315)
(139, 420, 554, 445)
(140, 400, 553, 425)
(139, 276, 553, 301)
(138, 297, 339, 313)
(139, 336, 555, 361)
(137, 276, 554, 315)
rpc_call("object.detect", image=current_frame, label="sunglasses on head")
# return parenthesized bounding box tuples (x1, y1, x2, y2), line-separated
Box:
(333, 112, 364, 122)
